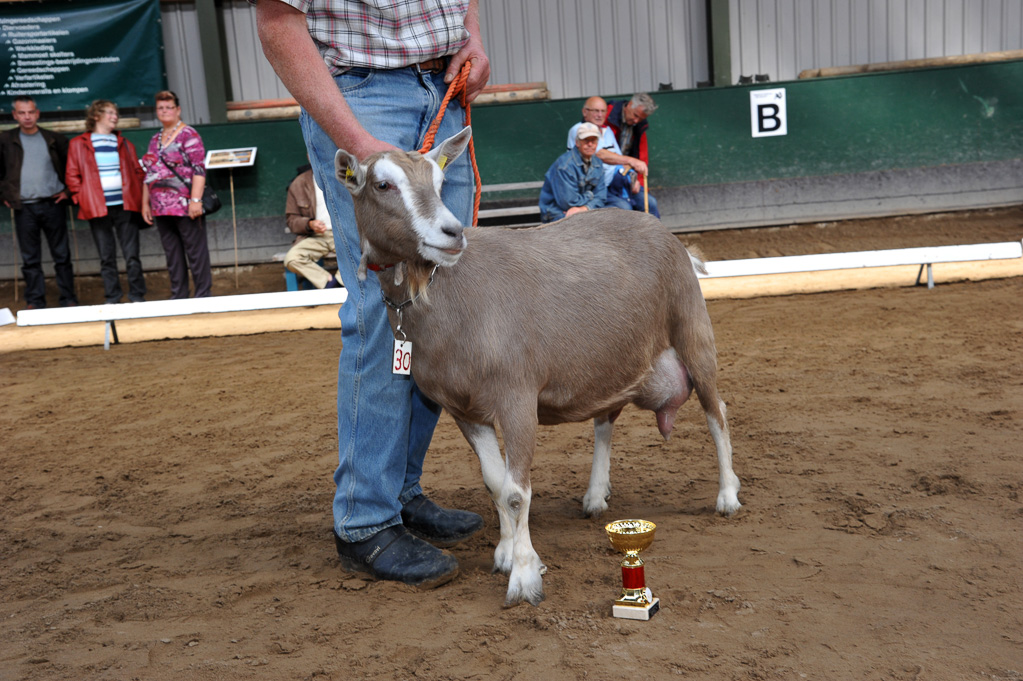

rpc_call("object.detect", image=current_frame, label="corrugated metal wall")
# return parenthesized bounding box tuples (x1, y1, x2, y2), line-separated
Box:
(184, 0, 709, 107)
(730, 0, 1023, 83)
(160, 0, 1023, 117)
(221, 0, 292, 103)
(479, 0, 710, 98)
(158, 1, 210, 124)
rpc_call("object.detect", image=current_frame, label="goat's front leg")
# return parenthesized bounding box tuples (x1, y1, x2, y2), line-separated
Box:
(454, 419, 515, 574)
(582, 411, 619, 517)
(496, 406, 545, 607)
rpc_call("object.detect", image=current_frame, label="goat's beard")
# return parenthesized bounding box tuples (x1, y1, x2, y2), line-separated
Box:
(404, 261, 436, 304)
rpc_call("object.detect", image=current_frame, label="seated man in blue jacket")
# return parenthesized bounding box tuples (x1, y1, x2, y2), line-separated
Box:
(538, 122, 606, 223)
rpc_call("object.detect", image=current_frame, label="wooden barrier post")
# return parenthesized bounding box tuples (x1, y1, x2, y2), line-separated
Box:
(231, 169, 239, 288)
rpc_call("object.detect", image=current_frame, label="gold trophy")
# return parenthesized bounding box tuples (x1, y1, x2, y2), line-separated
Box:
(605, 519, 659, 620)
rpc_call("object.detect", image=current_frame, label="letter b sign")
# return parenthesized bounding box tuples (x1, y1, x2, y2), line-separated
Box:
(750, 88, 787, 138)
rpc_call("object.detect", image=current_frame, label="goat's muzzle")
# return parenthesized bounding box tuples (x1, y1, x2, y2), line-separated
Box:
(421, 223, 467, 267)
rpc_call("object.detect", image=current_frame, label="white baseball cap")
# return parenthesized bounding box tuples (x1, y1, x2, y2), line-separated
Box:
(576, 122, 601, 140)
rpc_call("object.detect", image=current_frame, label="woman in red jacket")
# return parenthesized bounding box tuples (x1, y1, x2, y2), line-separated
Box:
(66, 100, 147, 303)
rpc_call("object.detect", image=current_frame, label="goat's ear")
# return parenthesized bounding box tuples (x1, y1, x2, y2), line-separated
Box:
(335, 149, 365, 191)
(425, 126, 471, 172)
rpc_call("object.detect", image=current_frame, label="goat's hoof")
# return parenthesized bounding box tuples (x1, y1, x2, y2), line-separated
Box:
(582, 493, 609, 518)
(716, 495, 742, 517)
(503, 588, 546, 608)
(491, 563, 511, 576)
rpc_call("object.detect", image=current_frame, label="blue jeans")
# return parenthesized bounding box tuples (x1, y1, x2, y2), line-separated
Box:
(607, 171, 660, 218)
(300, 66, 474, 542)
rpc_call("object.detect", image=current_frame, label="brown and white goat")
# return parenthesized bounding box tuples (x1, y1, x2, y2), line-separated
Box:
(336, 127, 740, 606)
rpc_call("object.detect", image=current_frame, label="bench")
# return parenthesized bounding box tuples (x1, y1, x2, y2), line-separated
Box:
(16, 288, 348, 350)
(698, 241, 1023, 288)
(478, 181, 542, 226)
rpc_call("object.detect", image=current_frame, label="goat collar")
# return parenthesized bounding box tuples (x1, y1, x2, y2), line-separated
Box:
(381, 264, 438, 313)
(367, 263, 394, 271)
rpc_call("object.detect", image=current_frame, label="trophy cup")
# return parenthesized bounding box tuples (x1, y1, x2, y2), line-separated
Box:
(605, 519, 659, 620)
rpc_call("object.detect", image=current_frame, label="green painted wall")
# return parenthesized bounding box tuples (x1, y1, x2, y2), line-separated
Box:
(2, 59, 1021, 235)
(473, 58, 1023, 188)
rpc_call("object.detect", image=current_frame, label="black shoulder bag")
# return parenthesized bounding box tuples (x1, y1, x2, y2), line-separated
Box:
(161, 153, 222, 216)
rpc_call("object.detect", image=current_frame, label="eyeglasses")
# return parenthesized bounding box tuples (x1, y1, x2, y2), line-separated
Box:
(583, 107, 606, 113)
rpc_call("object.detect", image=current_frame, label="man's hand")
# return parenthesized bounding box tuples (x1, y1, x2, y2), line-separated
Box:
(53, 190, 68, 203)
(447, 47, 490, 103)
(626, 158, 648, 176)
(309, 219, 329, 234)
(566, 206, 589, 217)
(446, 0, 490, 103)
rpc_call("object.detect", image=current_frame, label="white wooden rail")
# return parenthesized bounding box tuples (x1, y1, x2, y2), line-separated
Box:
(17, 288, 348, 350)
(11, 241, 1021, 350)
(699, 241, 1023, 287)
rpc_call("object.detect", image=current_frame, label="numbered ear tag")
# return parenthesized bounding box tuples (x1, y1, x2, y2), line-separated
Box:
(393, 339, 412, 376)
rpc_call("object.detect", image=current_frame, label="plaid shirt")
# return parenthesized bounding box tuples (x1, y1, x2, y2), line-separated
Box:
(273, 0, 471, 74)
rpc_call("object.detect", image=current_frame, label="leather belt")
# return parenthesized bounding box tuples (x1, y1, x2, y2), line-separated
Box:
(415, 57, 449, 73)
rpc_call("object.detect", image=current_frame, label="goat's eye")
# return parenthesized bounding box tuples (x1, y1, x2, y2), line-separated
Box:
(375, 181, 390, 191)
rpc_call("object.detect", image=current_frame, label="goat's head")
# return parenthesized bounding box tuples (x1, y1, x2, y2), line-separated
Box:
(336, 127, 472, 281)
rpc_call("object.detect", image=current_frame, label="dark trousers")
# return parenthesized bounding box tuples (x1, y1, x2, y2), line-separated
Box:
(14, 199, 77, 308)
(89, 205, 146, 303)
(154, 214, 212, 299)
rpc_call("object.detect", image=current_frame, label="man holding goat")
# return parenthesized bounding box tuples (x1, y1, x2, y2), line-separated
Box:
(256, 0, 490, 589)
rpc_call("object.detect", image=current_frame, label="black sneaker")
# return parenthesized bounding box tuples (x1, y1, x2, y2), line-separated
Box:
(333, 525, 459, 589)
(401, 494, 484, 548)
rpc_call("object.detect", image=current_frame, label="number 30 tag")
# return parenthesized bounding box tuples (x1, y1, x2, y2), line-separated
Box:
(393, 339, 412, 375)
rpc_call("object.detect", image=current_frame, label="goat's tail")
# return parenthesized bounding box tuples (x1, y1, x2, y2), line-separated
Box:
(685, 245, 709, 276)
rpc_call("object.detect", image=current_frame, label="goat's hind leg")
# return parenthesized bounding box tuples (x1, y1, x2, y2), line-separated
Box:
(681, 336, 741, 515)
(699, 390, 741, 515)
(582, 410, 620, 518)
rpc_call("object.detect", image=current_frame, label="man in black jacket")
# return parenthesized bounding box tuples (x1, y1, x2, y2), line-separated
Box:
(0, 96, 77, 308)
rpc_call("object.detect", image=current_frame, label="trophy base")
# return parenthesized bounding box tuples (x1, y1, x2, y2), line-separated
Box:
(612, 598, 659, 621)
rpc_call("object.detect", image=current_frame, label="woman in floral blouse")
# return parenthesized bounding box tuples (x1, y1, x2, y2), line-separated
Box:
(141, 90, 212, 298)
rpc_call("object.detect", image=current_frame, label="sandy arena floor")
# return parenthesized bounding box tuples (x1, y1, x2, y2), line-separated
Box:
(1, 207, 1021, 680)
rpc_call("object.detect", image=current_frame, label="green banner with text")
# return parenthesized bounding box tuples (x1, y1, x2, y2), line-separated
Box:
(1, 0, 164, 113)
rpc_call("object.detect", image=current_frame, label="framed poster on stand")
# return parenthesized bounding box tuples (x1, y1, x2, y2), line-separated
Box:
(204, 147, 258, 286)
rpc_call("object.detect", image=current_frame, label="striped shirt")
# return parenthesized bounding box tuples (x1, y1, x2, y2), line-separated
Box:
(274, 0, 470, 74)
(91, 133, 123, 206)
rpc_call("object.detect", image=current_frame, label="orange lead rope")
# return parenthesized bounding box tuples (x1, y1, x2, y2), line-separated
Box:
(418, 60, 482, 226)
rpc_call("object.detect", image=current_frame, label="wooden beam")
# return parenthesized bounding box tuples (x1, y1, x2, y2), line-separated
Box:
(799, 50, 1023, 79)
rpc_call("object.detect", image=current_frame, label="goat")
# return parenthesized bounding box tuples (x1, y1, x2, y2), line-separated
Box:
(335, 126, 741, 607)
